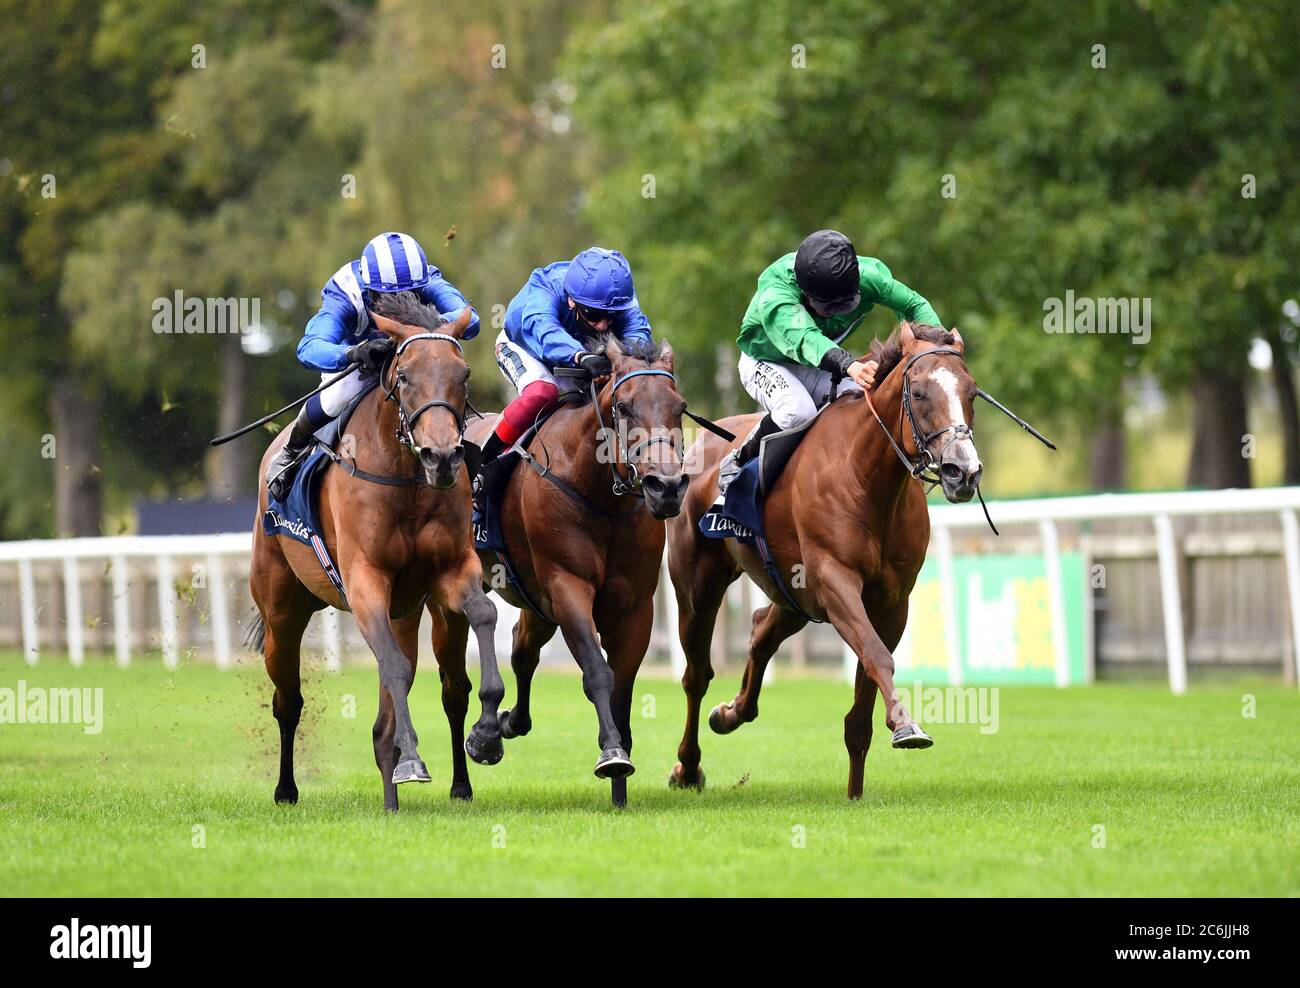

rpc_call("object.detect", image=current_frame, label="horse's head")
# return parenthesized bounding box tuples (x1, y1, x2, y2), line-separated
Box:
(370, 296, 474, 490)
(872, 321, 983, 503)
(597, 336, 689, 518)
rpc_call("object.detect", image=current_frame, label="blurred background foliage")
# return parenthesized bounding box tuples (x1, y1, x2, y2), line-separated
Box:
(0, 0, 1296, 537)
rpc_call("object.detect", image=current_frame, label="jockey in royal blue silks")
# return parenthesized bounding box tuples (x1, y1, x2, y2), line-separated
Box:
(477, 246, 652, 467)
(266, 231, 480, 500)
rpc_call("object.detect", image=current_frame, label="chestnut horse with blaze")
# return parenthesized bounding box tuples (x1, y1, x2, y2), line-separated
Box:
(466, 337, 689, 807)
(667, 322, 984, 798)
(249, 301, 505, 813)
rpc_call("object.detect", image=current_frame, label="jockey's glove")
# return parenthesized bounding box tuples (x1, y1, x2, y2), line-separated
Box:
(818, 346, 857, 376)
(345, 337, 395, 371)
(575, 351, 613, 377)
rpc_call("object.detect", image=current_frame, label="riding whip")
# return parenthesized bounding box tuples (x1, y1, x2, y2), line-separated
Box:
(208, 362, 361, 447)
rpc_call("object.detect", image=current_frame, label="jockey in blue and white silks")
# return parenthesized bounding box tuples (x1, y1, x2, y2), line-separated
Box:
(479, 247, 652, 465)
(266, 231, 480, 499)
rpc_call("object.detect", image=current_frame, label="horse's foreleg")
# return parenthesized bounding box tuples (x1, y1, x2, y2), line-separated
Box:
(549, 575, 629, 778)
(600, 601, 654, 807)
(439, 562, 504, 767)
(710, 603, 806, 735)
(499, 609, 555, 740)
(349, 565, 429, 786)
(427, 604, 474, 801)
(370, 610, 421, 811)
(844, 603, 904, 799)
(814, 562, 927, 747)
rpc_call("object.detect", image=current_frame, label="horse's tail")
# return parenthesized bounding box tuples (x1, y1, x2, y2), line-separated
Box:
(243, 611, 266, 653)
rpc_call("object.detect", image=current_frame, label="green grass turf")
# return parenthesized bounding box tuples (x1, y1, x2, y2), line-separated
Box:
(0, 650, 1296, 896)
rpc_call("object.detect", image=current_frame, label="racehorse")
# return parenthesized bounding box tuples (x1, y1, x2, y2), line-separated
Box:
(666, 322, 984, 799)
(248, 296, 505, 813)
(465, 336, 689, 806)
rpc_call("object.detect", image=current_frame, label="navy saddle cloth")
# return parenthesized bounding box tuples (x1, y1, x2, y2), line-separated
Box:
(698, 406, 825, 545)
(261, 378, 381, 603)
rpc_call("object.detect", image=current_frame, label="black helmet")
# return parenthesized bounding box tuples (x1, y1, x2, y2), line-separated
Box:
(794, 230, 860, 315)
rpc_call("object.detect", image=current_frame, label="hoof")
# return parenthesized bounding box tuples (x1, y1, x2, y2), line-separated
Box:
(708, 704, 741, 735)
(392, 758, 432, 784)
(668, 763, 705, 790)
(891, 724, 934, 749)
(450, 782, 473, 802)
(594, 747, 635, 779)
(464, 727, 504, 766)
(274, 785, 298, 805)
(498, 707, 530, 740)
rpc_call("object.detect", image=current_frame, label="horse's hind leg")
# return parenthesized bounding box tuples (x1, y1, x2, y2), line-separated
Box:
(251, 540, 317, 805)
(428, 603, 475, 801)
(710, 603, 806, 735)
(668, 535, 733, 790)
(372, 609, 422, 812)
(498, 608, 557, 740)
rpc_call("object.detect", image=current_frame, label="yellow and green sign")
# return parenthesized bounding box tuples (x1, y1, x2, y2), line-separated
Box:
(894, 552, 1090, 685)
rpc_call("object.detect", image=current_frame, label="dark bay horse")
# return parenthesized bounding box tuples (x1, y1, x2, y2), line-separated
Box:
(666, 322, 983, 799)
(249, 297, 505, 812)
(465, 337, 688, 806)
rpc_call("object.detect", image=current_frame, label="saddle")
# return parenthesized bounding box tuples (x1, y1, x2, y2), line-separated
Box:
(261, 379, 382, 606)
(698, 400, 839, 623)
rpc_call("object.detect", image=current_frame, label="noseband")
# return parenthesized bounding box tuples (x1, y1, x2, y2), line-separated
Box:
(592, 368, 683, 496)
(383, 332, 469, 457)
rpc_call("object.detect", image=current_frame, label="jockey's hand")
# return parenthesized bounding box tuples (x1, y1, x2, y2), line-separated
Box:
(345, 338, 395, 371)
(847, 359, 878, 391)
(575, 351, 612, 378)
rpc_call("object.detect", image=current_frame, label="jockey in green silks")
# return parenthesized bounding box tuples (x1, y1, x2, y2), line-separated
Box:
(716, 229, 944, 495)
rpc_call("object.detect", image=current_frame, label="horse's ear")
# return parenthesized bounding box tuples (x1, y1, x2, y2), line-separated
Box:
(370, 313, 406, 339)
(444, 306, 474, 340)
(949, 325, 964, 353)
(657, 341, 674, 369)
(899, 320, 915, 347)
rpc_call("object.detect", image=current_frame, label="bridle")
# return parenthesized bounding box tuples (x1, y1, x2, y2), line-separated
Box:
(864, 345, 972, 488)
(383, 332, 469, 458)
(592, 368, 683, 496)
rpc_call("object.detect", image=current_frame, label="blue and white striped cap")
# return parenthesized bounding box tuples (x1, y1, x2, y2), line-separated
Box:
(358, 232, 431, 293)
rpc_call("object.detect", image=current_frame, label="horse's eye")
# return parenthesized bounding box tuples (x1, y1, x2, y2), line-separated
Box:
(616, 402, 630, 416)
(910, 389, 924, 400)
(397, 370, 407, 383)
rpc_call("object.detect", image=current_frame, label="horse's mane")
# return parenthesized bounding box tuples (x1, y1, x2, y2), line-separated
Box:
(365, 289, 446, 331)
(594, 333, 670, 363)
(867, 323, 955, 381)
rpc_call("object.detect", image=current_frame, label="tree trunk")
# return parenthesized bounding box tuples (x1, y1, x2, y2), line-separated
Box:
(1266, 331, 1300, 485)
(1186, 367, 1251, 489)
(1089, 399, 1127, 490)
(204, 336, 251, 499)
(51, 376, 103, 537)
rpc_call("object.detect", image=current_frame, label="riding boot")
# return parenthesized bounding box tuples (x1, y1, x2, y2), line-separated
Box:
(472, 430, 510, 515)
(266, 405, 319, 502)
(716, 413, 780, 497)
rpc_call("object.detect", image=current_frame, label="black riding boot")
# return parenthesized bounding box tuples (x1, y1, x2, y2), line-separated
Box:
(716, 414, 780, 496)
(266, 405, 319, 501)
(472, 430, 510, 515)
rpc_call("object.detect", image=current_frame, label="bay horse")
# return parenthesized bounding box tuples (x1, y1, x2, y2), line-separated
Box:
(249, 296, 505, 813)
(666, 322, 983, 799)
(464, 336, 688, 807)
